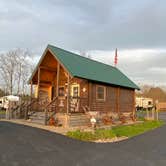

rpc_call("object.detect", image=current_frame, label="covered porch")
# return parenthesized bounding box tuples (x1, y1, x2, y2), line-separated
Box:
(28, 49, 90, 126)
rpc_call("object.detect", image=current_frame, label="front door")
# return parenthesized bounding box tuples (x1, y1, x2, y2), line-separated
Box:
(51, 86, 55, 100)
(70, 84, 80, 112)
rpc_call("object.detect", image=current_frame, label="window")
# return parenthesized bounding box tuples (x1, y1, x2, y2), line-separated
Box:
(71, 84, 80, 98)
(73, 87, 79, 97)
(96, 85, 106, 101)
(59, 86, 65, 97)
(148, 101, 152, 105)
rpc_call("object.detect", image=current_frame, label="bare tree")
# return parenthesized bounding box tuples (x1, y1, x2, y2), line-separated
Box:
(0, 51, 17, 94)
(15, 49, 32, 95)
(0, 49, 32, 95)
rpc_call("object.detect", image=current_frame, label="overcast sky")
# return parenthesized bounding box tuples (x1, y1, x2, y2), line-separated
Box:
(0, 0, 166, 85)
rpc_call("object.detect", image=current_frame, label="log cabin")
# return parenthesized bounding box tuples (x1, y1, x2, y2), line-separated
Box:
(27, 44, 139, 127)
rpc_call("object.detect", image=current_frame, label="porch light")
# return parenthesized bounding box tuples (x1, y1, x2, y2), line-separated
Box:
(82, 87, 86, 92)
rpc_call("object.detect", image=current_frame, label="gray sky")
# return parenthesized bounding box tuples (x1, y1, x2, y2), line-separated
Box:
(0, 0, 166, 85)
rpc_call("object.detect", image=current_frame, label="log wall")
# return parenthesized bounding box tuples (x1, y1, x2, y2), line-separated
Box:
(90, 83, 134, 113)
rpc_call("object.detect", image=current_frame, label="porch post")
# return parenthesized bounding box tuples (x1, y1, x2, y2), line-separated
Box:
(67, 74, 70, 114)
(56, 63, 60, 97)
(37, 67, 40, 99)
(30, 81, 33, 101)
(30, 81, 33, 113)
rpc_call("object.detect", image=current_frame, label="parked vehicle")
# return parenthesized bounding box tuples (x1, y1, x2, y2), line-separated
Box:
(136, 97, 153, 111)
(0, 97, 4, 110)
(0, 95, 19, 110)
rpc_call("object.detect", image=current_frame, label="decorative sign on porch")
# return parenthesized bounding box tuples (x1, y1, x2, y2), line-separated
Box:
(59, 99, 64, 107)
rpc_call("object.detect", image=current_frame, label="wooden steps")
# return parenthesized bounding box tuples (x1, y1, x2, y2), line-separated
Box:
(29, 112, 46, 125)
(69, 113, 90, 127)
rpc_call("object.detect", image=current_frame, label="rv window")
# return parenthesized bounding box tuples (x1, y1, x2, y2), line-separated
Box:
(148, 101, 152, 105)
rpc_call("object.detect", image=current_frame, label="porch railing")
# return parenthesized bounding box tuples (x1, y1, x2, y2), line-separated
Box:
(44, 96, 58, 125)
(69, 96, 89, 113)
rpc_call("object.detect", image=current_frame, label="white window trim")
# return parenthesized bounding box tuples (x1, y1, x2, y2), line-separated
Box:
(71, 84, 80, 97)
(96, 85, 106, 101)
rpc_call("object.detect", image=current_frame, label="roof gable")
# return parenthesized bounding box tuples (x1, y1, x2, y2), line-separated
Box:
(47, 44, 139, 90)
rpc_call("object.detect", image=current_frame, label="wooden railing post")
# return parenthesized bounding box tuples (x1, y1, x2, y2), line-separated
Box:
(56, 63, 60, 97)
(67, 74, 70, 114)
(44, 108, 48, 125)
(44, 96, 58, 125)
(24, 101, 28, 120)
(30, 81, 33, 113)
(37, 67, 40, 99)
(37, 67, 41, 112)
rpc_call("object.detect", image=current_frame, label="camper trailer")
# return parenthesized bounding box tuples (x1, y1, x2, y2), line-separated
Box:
(136, 97, 153, 110)
(0, 97, 4, 110)
(0, 95, 19, 110)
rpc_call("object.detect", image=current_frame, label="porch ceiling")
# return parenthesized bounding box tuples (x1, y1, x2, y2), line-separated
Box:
(31, 50, 68, 85)
(32, 51, 58, 84)
(32, 69, 57, 85)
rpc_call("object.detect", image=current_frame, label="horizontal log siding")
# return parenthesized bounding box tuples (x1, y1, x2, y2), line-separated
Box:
(119, 88, 134, 112)
(90, 83, 134, 113)
(90, 84, 112, 112)
(107, 87, 117, 112)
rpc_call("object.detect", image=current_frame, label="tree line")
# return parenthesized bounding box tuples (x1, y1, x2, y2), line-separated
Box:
(0, 49, 34, 96)
(136, 86, 166, 102)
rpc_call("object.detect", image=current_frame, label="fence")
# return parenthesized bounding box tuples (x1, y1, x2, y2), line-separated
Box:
(136, 109, 159, 121)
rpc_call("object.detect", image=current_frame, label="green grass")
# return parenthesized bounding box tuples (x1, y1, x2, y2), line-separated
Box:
(67, 120, 165, 141)
(112, 120, 164, 137)
(0, 110, 6, 115)
(67, 129, 116, 141)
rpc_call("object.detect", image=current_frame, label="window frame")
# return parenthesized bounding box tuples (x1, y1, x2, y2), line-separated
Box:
(58, 86, 65, 98)
(71, 84, 80, 98)
(96, 85, 106, 101)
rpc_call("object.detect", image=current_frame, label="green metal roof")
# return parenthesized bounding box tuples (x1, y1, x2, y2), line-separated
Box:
(47, 44, 139, 90)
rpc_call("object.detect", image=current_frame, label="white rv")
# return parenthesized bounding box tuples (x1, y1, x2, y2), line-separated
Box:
(136, 97, 153, 110)
(0, 95, 19, 110)
(0, 97, 4, 109)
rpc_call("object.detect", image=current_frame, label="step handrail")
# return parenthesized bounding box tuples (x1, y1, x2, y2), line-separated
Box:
(44, 96, 58, 125)
(45, 96, 58, 109)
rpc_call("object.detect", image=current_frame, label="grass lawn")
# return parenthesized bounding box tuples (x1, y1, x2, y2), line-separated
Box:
(67, 120, 165, 141)
(0, 110, 6, 115)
